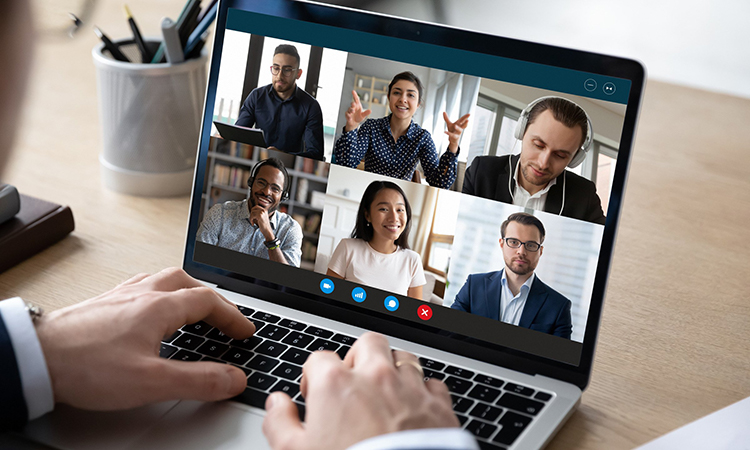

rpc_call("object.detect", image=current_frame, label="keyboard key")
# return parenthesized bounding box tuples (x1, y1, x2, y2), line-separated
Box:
(294, 403, 306, 422)
(534, 391, 552, 402)
(162, 331, 180, 343)
(469, 403, 503, 422)
(270, 380, 300, 398)
(159, 343, 177, 359)
(294, 393, 305, 404)
(252, 311, 281, 323)
(282, 332, 315, 348)
(331, 334, 356, 345)
(248, 372, 278, 390)
(280, 348, 311, 366)
(307, 338, 339, 352)
(233, 387, 267, 409)
(239, 367, 252, 377)
(257, 325, 291, 341)
(181, 321, 211, 336)
(496, 393, 544, 416)
(249, 318, 267, 331)
(304, 326, 333, 339)
(451, 395, 474, 414)
(237, 305, 255, 316)
(445, 366, 475, 379)
(445, 376, 473, 395)
(465, 419, 497, 439)
(201, 356, 224, 364)
(171, 350, 201, 361)
(272, 363, 302, 381)
(456, 414, 469, 426)
(221, 348, 254, 365)
(173, 333, 205, 351)
(336, 345, 350, 359)
(206, 328, 233, 343)
(256, 341, 289, 358)
(248, 354, 281, 373)
(468, 385, 501, 403)
(279, 319, 307, 331)
(493, 411, 532, 446)
(196, 341, 230, 358)
(231, 336, 263, 351)
(474, 374, 504, 388)
(504, 382, 534, 397)
(478, 441, 505, 450)
(419, 358, 446, 371)
(423, 368, 446, 381)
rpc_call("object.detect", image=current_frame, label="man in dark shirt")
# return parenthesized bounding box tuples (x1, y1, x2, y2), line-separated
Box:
(235, 44, 325, 161)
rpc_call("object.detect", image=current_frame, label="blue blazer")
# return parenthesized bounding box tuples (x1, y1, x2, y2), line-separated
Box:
(451, 270, 573, 339)
(0, 311, 28, 430)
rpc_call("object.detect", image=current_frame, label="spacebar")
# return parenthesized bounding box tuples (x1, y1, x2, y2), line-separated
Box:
(233, 388, 268, 409)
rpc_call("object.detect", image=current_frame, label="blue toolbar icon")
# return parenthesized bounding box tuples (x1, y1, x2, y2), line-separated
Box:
(320, 278, 334, 294)
(351, 287, 367, 303)
(384, 296, 399, 311)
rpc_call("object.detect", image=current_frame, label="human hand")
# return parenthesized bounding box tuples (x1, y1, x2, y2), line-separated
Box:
(263, 332, 458, 450)
(249, 205, 274, 240)
(35, 267, 255, 411)
(344, 90, 371, 132)
(443, 112, 470, 153)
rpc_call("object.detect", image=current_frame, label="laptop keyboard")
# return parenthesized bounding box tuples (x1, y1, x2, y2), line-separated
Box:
(160, 305, 554, 449)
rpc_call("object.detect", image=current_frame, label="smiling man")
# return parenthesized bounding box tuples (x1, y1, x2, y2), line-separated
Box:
(462, 97, 606, 225)
(451, 213, 572, 339)
(197, 158, 303, 267)
(235, 44, 324, 161)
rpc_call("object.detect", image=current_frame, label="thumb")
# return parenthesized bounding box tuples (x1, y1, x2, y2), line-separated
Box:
(263, 392, 305, 449)
(363, 109, 371, 118)
(156, 360, 247, 401)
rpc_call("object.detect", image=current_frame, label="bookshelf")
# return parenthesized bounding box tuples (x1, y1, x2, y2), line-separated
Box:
(353, 74, 391, 117)
(201, 137, 328, 270)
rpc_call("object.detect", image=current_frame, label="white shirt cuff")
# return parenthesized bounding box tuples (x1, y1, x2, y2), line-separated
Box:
(0, 298, 55, 420)
(347, 428, 479, 450)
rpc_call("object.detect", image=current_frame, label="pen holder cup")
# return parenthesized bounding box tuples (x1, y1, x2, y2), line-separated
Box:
(92, 39, 207, 197)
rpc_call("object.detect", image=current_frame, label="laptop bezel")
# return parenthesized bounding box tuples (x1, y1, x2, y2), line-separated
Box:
(183, 0, 645, 390)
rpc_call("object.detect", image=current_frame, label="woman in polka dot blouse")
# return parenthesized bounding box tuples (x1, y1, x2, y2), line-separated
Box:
(333, 71, 470, 189)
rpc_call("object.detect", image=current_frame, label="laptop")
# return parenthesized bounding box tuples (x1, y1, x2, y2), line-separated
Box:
(23, 0, 644, 449)
(213, 121, 268, 148)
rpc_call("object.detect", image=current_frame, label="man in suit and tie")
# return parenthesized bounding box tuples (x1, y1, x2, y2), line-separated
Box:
(451, 212, 572, 339)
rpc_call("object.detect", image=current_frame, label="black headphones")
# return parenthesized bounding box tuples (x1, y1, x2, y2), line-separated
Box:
(247, 158, 291, 202)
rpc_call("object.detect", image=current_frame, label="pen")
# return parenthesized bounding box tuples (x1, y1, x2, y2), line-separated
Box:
(150, 0, 194, 63)
(184, 0, 217, 57)
(161, 17, 184, 64)
(93, 26, 130, 62)
(124, 4, 152, 63)
(177, 0, 202, 47)
(196, 0, 218, 24)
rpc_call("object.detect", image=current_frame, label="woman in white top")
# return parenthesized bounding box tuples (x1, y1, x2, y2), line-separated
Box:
(327, 181, 426, 299)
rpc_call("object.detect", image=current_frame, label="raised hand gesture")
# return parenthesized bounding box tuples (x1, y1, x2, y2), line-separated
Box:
(344, 90, 372, 132)
(443, 112, 470, 153)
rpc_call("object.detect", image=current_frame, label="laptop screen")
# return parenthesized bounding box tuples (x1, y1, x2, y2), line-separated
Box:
(185, 0, 643, 377)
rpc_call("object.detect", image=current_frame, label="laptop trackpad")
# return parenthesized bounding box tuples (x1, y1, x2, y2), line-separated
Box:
(131, 400, 271, 450)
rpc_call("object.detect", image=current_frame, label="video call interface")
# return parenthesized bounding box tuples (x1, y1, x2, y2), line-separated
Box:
(193, 8, 630, 365)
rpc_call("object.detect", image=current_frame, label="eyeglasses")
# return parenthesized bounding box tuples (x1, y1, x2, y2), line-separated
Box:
(254, 178, 283, 195)
(503, 237, 541, 252)
(270, 65, 297, 76)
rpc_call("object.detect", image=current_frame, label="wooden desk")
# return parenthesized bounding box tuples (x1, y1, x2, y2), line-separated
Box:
(2, 1, 750, 448)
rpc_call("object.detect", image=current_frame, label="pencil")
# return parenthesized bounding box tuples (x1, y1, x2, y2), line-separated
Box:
(124, 5, 152, 63)
(93, 26, 130, 62)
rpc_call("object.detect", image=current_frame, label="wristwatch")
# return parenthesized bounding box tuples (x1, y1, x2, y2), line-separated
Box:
(25, 302, 44, 324)
(264, 238, 281, 250)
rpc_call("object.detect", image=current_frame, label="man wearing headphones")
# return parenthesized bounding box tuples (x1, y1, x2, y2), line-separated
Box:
(197, 157, 303, 267)
(462, 97, 606, 225)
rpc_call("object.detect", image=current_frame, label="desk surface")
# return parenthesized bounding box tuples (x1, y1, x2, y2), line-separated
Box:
(2, 2, 750, 449)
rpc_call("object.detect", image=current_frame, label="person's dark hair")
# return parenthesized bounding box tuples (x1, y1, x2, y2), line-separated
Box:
(501, 212, 546, 243)
(248, 157, 290, 195)
(273, 44, 300, 67)
(351, 181, 412, 249)
(526, 97, 588, 148)
(387, 71, 424, 105)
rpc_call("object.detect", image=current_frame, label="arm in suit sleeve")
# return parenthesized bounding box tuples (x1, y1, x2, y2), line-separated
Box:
(552, 298, 573, 339)
(296, 101, 325, 161)
(235, 92, 257, 128)
(450, 276, 473, 313)
(461, 157, 479, 195)
(0, 298, 55, 431)
(585, 188, 606, 225)
(346, 428, 479, 450)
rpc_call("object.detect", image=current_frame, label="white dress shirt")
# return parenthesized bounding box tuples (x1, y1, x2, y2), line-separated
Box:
(512, 159, 556, 211)
(499, 271, 536, 325)
(0, 297, 54, 420)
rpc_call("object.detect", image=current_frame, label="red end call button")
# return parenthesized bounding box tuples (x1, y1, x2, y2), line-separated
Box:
(417, 305, 432, 321)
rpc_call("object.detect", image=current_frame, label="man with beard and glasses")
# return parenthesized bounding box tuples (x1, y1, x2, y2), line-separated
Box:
(235, 44, 324, 161)
(197, 158, 303, 267)
(450, 212, 572, 339)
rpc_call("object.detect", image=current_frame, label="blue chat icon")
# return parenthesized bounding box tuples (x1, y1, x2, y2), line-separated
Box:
(384, 296, 399, 312)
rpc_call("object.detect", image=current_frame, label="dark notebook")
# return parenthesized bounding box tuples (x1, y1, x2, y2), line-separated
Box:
(0, 194, 75, 273)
